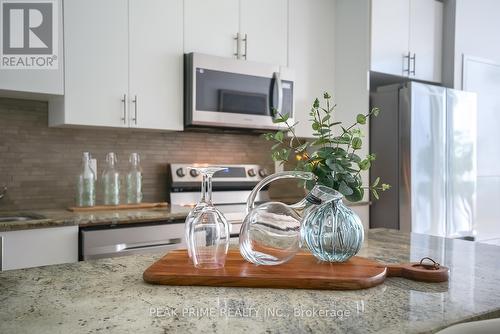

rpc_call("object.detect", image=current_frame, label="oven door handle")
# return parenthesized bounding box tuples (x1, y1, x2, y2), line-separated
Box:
(122, 238, 182, 251)
(272, 71, 283, 116)
(84, 238, 183, 259)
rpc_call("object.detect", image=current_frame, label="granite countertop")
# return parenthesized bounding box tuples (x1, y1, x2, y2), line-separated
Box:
(0, 199, 368, 232)
(0, 206, 192, 232)
(1, 228, 499, 334)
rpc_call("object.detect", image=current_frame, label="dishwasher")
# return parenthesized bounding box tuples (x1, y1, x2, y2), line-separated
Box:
(80, 221, 186, 260)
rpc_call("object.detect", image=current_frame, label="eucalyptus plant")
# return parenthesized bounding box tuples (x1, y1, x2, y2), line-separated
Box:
(263, 92, 390, 202)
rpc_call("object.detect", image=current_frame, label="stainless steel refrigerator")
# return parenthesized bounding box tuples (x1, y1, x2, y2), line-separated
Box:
(370, 82, 477, 238)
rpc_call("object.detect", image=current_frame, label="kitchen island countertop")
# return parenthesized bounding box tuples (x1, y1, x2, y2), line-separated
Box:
(1, 228, 499, 334)
(0, 206, 192, 232)
(0, 199, 369, 232)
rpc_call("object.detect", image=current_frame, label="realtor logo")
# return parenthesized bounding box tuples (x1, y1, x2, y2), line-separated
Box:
(1, 0, 58, 69)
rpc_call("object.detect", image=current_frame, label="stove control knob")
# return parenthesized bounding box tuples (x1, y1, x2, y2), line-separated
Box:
(258, 169, 268, 178)
(190, 169, 199, 177)
(247, 168, 256, 177)
(176, 168, 185, 177)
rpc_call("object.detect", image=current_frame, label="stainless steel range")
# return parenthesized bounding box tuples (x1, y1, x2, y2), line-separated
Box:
(168, 163, 270, 238)
(79, 163, 269, 261)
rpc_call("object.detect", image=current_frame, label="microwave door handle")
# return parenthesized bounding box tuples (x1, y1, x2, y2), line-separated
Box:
(273, 72, 283, 114)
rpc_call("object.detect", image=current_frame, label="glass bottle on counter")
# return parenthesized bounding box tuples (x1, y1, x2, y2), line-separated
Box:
(102, 152, 120, 205)
(76, 152, 96, 207)
(126, 153, 143, 204)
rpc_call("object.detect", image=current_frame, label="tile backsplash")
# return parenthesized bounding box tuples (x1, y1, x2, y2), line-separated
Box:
(0, 98, 273, 210)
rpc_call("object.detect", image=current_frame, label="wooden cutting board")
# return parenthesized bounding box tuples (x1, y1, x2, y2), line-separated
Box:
(143, 249, 449, 290)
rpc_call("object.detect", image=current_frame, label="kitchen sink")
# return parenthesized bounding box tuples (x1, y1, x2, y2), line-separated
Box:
(0, 214, 46, 222)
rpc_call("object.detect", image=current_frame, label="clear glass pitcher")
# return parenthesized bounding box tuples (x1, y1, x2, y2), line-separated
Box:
(239, 171, 364, 265)
(239, 171, 316, 265)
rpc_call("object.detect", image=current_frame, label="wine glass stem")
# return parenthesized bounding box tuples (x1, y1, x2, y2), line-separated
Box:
(200, 174, 207, 203)
(206, 175, 213, 204)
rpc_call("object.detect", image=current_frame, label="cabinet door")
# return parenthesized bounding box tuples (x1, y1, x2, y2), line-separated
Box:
(129, 0, 183, 130)
(1, 226, 78, 271)
(184, 0, 239, 58)
(289, 0, 335, 138)
(409, 0, 443, 82)
(240, 0, 288, 66)
(62, 0, 129, 127)
(371, 0, 410, 76)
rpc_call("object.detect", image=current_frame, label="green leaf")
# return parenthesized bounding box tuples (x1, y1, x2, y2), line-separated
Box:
(332, 136, 350, 145)
(303, 163, 314, 172)
(346, 187, 364, 202)
(338, 181, 353, 196)
(348, 153, 361, 163)
(316, 147, 334, 157)
(313, 98, 320, 109)
(371, 188, 380, 200)
(356, 114, 366, 125)
(339, 159, 352, 168)
(263, 133, 274, 141)
(325, 159, 344, 173)
(312, 122, 320, 131)
(274, 131, 284, 143)
(358, 159, 371, 170)
(372, 177, 380, 187)
(322, 114, 331, 123)
(351, 137, 362, 150)
(372, 107, 380, 117)
(381, 183, 391, 191)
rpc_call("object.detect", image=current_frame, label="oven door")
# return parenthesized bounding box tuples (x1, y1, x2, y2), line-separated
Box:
(185, 53, 294, 130)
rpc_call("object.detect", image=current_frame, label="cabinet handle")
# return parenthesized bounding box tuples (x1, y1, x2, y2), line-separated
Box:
(410, 53, 416, 76)
(132, 95, 138, 125)
(273, 71, 283, 113)
(234, 33, 241, 59)
(243, 33, 248, 60)
(121, 94, 127, 124)
(403, 52, 411, 75)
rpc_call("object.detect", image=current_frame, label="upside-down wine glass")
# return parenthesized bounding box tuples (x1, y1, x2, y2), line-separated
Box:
(184, 166, 230, 269)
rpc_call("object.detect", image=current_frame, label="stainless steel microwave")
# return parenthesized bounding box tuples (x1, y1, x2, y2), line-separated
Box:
(184, 53, 294, 131)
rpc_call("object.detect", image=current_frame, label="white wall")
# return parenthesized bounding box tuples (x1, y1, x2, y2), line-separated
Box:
(449, 0, 500, 241)
(334, 0, 371, 229)
(451, 0, 500, 88)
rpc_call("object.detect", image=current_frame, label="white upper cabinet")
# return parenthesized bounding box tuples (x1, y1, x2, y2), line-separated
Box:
(184, 0, 289, 66)
(289, 0, 335, 138)
(0, 0, 64, 96)
(129, 0, 183, 130)
(409, 0, 443, 82)
(50, 0, 184, 131)
(56, 0, 129, 128)
(371, 0, 410, 77)
(184, 0, 240, 58)
(240, 0, 288, 66)
(371, 0, 443, 83)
